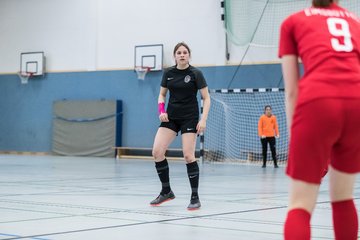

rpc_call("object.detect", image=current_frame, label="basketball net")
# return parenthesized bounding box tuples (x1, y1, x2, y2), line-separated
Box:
(17, 72, 34, 84)
(135, 67, 150, 80)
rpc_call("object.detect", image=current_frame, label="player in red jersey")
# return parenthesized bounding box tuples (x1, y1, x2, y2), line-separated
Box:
(279, 0, 360, 239)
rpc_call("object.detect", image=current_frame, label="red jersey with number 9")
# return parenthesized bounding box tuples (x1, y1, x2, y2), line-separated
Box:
(279, 3, 360, 106)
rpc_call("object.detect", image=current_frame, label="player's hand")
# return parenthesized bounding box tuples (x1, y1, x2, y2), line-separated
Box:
(275, 135, 280, 138)
(261, 135, 266, 139)
(159, 113, 169, 122)
(196, 119, 206, 134)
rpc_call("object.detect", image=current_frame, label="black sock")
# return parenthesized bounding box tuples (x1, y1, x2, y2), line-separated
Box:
(155, 159, 171, 194)
(186, 161, 199, 199)
(274, 158, 278, 166)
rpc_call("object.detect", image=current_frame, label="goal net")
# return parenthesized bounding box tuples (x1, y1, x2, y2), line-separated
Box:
(203, 89, 288, 165)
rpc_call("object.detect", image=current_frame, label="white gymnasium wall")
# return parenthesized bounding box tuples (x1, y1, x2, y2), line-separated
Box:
(0, 0, 280, 74)
(97, 0, 228, 69)
(0, 0, 98, 73)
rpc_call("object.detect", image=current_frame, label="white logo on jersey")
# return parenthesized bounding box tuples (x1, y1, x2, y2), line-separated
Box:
(184, 75, 191, 83)
(167, 77, 173, 81)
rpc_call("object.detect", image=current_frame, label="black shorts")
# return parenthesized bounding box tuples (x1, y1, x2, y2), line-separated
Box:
(160, 118, 198, 135)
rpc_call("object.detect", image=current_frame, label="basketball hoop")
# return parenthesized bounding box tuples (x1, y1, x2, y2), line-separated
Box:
(17, 71, 34, 84)
(135, 67, 150, 80)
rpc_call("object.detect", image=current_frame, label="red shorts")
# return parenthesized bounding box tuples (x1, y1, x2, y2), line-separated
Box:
(287, 98, 360, 184)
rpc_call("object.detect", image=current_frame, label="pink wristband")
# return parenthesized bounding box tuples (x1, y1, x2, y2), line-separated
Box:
(158, 102, 166, 115)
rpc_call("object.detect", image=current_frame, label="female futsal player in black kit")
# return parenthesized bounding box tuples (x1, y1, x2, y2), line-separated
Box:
(150, 42, 211, 210)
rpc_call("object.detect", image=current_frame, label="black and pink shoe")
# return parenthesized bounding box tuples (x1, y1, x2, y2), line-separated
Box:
(150, 191, 175, 206)
(187, 197, 201, 211)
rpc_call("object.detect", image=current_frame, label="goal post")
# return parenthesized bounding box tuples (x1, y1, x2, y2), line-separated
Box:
(202, 88, 289, 165)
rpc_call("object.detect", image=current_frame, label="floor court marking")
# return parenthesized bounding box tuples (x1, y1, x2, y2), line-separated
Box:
(2, 196, 357, 240)
(0, 205, 290, 240)
(0, 233, 50, 240)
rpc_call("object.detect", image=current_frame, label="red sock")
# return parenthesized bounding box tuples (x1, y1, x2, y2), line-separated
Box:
(284, 208, 311, 240)
(331, 199, 358, 240)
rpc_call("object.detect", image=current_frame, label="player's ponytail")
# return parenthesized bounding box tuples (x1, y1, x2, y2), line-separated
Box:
(312, 0, 334, 7)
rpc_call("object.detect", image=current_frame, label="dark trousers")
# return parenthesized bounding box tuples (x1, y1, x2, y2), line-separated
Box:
(260, 137, 277, 166)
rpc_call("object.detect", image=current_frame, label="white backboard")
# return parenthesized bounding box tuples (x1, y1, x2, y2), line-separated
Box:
(20, 52, 45, 76)
(134, 44, 163, 71)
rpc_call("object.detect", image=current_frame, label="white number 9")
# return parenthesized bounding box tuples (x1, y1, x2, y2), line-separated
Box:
(327, 17, 353, 52)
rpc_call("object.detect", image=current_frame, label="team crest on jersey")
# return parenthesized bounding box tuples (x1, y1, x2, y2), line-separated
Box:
(184, 75, 191, 83)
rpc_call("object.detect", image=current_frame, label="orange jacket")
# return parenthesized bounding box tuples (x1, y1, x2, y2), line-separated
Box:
(258, 114, 279, 137)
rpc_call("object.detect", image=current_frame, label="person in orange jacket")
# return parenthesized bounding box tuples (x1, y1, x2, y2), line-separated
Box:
(258, 105, 279, 168)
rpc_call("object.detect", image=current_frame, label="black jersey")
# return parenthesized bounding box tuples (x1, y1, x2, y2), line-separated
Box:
(161, 65, 207, 120)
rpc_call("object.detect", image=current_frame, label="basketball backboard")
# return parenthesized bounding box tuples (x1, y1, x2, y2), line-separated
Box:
(134, 44, 163, 71)
(20, 52, 45, 76)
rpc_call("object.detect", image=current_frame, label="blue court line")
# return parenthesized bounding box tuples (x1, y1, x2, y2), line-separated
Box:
(0, 233, 50, 240)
